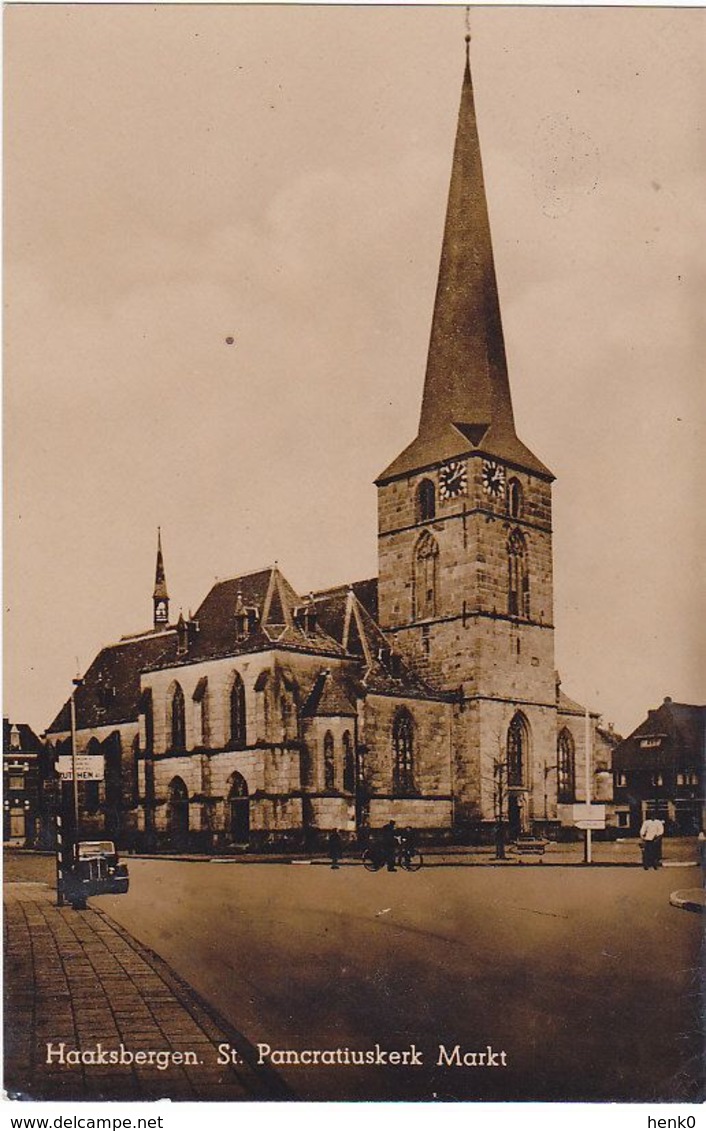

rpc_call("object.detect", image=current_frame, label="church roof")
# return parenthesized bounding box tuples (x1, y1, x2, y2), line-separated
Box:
(301, 669, 357, 718)
(377, 43, 551, 485)
(143, 565, 348, 672)
(312, 586, 448, 702)
(46, 629, 177, 735)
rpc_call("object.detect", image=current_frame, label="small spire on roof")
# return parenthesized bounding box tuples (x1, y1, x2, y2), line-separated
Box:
(153, 527, 170, 629)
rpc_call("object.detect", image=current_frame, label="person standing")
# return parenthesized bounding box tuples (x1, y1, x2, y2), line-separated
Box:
(639, 816, 658, 870)
(652, 816, 665, 868)
(381, 820, 397, 872)
(328, 829, 343, 870)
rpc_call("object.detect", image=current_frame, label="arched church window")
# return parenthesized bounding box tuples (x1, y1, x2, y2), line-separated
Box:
(393, 708, 415, 794)
(343, 730, 355, 793)
(508, 529, 529, 618)
(557, 728, 575, 803)
(169, 684, 186, 752)
(508, 478, 523, 519)
(416, 478, 436, 522)
(324, 731, 335, 791)
(193, 677, 209, 747)
(413, 531, 439, 621)
(507, 712, 529, 788)
(229, 673, 246, 748)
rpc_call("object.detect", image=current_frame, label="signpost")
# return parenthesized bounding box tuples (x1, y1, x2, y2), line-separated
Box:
(56, 755, 104, 781)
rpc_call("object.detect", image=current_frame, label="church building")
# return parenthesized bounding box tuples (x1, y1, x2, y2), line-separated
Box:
(45, 39, 612, 851)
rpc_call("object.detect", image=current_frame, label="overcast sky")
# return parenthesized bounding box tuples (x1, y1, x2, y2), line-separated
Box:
(4, 4, 705, 737)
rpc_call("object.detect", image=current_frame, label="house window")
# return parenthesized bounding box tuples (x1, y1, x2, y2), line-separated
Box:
(508, 478, 523, 519)
(652, 772, 663, 787)
(615, 771, 627, 788)
(676, 772, 685, 787)
(507, 713, 528, 788)
(557, 729, 575, 803)
(343, 731, 355, 793)
(413, 531, 439, 621)
(393, 709, 414, 794)
(417, 478, 436, 522)
(8, 774, 24, 791)
(508, 529, 529, 618)
(230, 674, 246, 748)
(324, 731, 335, 791)
(618, 811, 629, 828)
(170, 684, 186, 752)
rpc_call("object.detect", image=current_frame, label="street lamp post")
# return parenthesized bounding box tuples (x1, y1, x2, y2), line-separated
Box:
(69, 676, 83, 863)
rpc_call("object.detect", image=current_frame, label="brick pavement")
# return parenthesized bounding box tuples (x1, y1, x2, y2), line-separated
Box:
(4, 882, 292, 1102)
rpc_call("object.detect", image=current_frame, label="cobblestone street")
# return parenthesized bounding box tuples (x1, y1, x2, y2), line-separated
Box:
(4, 880, 290, 1101)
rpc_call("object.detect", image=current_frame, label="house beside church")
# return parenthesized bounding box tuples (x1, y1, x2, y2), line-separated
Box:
(612, 699, 705, 835)
(44, 38, 615, 851)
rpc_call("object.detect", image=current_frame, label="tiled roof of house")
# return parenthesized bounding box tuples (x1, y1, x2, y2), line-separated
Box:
(612, 700, 705, 770)
(3, 719, 44, 754)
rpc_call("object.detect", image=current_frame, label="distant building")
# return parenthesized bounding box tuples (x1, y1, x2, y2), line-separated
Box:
(612, 698, 705, 835)
(3, 719, 47, 846)
(44, 40, 610, 852)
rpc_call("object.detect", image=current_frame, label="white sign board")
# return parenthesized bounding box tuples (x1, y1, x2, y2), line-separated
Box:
(56, 755, 104, 782)
(558, 803, 606, 830)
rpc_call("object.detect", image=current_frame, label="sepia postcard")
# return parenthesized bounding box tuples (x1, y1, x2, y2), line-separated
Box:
(3, 3, 704, 1106)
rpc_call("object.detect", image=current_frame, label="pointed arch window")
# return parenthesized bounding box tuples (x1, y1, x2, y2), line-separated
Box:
(557, 729, 575, 803)
(169, 684, 186, 752)
(193, 677, 209, 747)
(507, 712, 529, 788)
(416, 478, 436, 523)
(393, 708, 415, 794)
(508, 529, 529, 618)
(414, 531, 439, 621)
(343, 730, 355, 793)
(508, 478, 523, 519)
(324, 731, 335, 791)
(229, 674, 246, 748)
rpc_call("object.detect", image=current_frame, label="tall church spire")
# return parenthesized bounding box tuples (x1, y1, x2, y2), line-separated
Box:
(378, 36, 551, 483)
(153, 528, 169, 629)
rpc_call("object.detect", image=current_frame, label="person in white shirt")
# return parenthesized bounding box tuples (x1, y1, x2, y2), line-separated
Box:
(640, 816, 665, 869)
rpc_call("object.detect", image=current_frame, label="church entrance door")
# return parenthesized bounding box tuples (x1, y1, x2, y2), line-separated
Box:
(508, 794, 522, 839)
(228, 773, 250, 844)
(167, 777, 189, 849)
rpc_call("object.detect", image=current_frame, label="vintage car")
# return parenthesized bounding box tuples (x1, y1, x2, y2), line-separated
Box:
(70, 840, 130, 897)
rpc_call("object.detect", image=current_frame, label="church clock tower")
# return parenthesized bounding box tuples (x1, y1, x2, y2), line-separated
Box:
(376, 37, 557, 830)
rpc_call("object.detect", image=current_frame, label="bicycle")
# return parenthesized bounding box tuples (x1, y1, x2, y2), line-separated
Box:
(361, 844, 423, 872)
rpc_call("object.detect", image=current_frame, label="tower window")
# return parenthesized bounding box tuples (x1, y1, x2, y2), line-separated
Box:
(508, 529, 529, 618)
(507, 712, 529, 788)
(422, 624, 431, 656)
(557, 728, 575, 803)
(508, 478, 523, 519)
(413, 530, 439, 621)
(193, 677, 209, 747)
(393, 708, 415, 794)
(416, 478, 436, 522)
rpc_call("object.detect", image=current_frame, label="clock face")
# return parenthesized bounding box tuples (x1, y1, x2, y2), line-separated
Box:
(482, 460, 506, 498)
(439, 460, 467, 500)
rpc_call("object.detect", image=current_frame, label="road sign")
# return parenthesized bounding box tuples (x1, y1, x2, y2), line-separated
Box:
(558, 803, 606, 830)
(56, 755, 104, 781)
